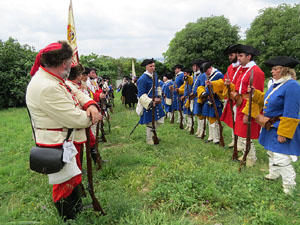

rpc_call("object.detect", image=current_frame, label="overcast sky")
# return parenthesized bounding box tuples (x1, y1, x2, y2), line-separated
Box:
(0, 0, 298, 59)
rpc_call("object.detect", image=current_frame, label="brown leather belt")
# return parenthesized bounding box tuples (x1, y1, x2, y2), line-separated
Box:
(265, 116, 281, 130)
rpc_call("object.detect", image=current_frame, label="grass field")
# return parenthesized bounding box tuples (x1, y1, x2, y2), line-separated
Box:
(0, 92, 300, 225)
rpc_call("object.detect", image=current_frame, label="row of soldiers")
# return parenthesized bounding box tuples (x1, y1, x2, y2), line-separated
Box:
(137, 44, 265, 168)
(137, 44, 300, 195)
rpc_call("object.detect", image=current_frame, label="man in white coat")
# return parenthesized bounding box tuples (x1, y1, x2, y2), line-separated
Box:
(27, 41, 100, 221)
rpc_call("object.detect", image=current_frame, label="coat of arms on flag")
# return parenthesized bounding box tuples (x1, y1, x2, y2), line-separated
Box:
(67, 0, 79, 66)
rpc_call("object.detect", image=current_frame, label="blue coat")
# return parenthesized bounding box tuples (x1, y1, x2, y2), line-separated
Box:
(183, 78, 193, 115)
(173, 72, 185, 111)
(259, 79, 300, 156)
(202, 70, 224, 118)
(137, 73, 165, 124)
(192, 72, 206, 115)
(163, 80, 174, 113)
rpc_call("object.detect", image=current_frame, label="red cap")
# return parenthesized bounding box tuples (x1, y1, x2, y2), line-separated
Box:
(30, 42, 62, 76)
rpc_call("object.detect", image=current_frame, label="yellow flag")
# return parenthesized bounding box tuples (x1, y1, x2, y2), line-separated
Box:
(131, 59, 136, 78)
(67, 0, 79, 66)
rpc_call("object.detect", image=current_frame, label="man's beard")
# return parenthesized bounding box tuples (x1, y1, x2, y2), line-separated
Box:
(230, 56, 238, 63)
(62, 67, 71, 80)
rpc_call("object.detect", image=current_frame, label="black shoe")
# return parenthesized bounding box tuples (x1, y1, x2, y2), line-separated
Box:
(204, 140, 212, 143)
(213, 141, 220, 145)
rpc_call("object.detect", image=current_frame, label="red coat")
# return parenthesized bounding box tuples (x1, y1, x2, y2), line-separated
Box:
(220, 64, 241, 128)
(234, 64, 265, 139)
(94, 88, 103, 103)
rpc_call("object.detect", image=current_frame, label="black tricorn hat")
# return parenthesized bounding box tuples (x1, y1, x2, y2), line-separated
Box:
(141, 58, 155, 67)
(190, 58, 206, 67)
(83, 67, 90, 75)
(172, 64, 184, 71)
(236, 44, 260, 56)
(200, 61, 213, 73)
(182, 68, 193, 74)
(166, 72, 174, 80)
(223, 44, 241, 55)
(264, 56, 299, 68)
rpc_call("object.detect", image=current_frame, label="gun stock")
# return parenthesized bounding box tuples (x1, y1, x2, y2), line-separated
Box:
(95, 122, 102, 170)
(85, 128, 105, 215)
(207, 84, 225, 147)
(152, 73, 159, 145)
(170, 87, 175, 124)
(239, 69, 254, 171)
(178, 97, 184, 129)
(201, 116, 206, 139)
(225, 73, 238, 161)
(188, 83, 194, 135)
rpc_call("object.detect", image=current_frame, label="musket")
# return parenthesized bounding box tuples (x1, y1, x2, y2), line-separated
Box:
(187, 78, 194, 135)
(152, 73, 159, 145)
(99, 98, 107, 143)
(85, 128, 106, 215)
(201, 116, 206, 139)
(225, 72, 238, 161)
(129, 119, 140, 137)
(170, 84, 175, 124)
(94, 122, 102, 170)
(239, 69, 254, 171)
(177, 83, 184, 130)
(207, 80, 225, 147)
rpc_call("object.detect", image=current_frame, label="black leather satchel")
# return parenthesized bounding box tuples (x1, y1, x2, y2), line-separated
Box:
(30, 146, 64, 174)
(27, 107, 73, 174)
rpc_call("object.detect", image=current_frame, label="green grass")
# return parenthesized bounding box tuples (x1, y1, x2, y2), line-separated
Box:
(1, 93, 300, 225)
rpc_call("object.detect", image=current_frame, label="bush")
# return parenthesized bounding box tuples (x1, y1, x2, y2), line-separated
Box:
(0, 37, 36, 109)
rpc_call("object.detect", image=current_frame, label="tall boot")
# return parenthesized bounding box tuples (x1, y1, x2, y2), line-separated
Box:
(213, 122, 220, 144)
(182, 113, 187, 125)
(186, 116, 192, 131)
(196, 119, 204, 138)
(195, 118, 200, 136)
(146, 125, 154, 145)
(54, 186, 83, 221)
(205, 122, 213, 143)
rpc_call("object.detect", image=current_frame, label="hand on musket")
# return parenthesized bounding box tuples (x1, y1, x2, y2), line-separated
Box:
(205, 80, 212, 86)
(189, 93, 197, 99)
(180, 96, 186, 101)
(153, 98, 161, 107)
(224, 78, 231, 86)
(247, 85, 255, 93)
(169, 86, 174, 91)
(86, 105, 101, 125)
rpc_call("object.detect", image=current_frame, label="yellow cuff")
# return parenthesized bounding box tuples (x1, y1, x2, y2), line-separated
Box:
(277, 117, 300, 139)
(178, 83, 185, 95)
(185, 99, 190, 108)
(242, 102, 262, 118)
(252, 89, 265, 107)
(187, 76, 193, 85)
(211, 79, 224, 93)
(197, 86, 205, 103)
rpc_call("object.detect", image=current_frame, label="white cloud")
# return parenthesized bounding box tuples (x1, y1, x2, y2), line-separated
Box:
(0, 0, 298, 58)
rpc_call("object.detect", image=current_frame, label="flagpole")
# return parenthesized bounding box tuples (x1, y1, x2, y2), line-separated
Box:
(131, 59, 136, 79)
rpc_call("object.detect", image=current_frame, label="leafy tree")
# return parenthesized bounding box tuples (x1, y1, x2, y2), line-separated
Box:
(0, 37, 36, 109)
(163, 16, 240, 73)
(245, 3, 300, 75)
(80, 53, 119, 82)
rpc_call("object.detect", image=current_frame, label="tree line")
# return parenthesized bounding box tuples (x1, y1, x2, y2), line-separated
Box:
(0, 3, 299, 109)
